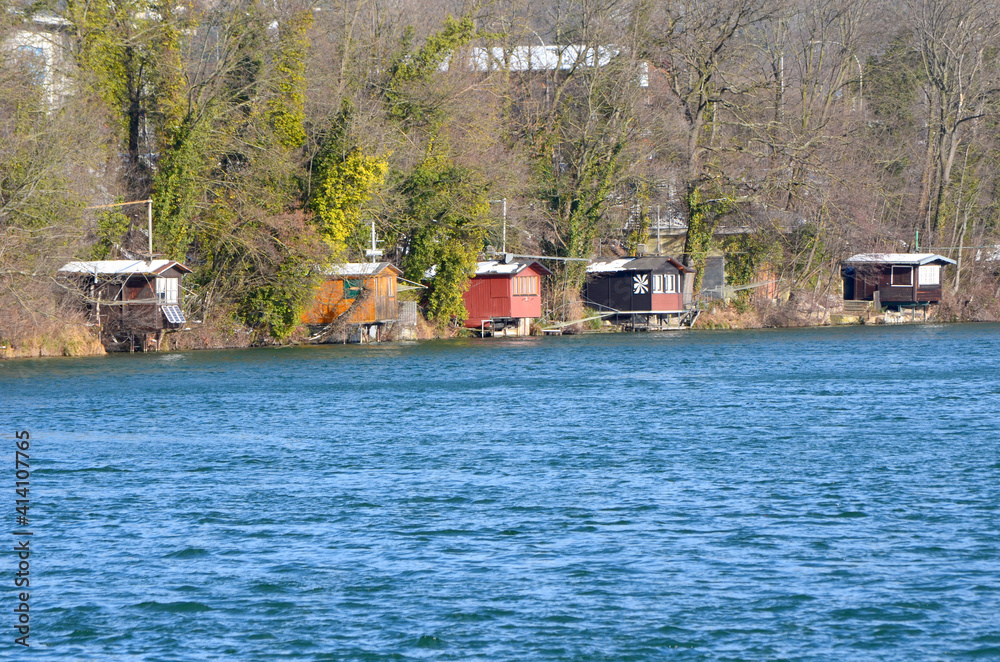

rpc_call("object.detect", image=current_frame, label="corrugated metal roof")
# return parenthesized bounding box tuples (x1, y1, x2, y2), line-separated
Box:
(843, 253, 956, 266)
(587, 256, 693, 273)
(58, 260, 192, 275)
(586, 258, 633, 273)
(426, 260, 552, 278)
(321, 262, 401, 277)
(474, 260, 546, 275)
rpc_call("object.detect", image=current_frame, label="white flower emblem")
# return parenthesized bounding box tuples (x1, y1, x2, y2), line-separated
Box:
(633, 274, 649, 294)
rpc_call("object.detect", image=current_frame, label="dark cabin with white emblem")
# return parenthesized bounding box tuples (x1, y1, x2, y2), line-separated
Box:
(584, 257, 695, 323)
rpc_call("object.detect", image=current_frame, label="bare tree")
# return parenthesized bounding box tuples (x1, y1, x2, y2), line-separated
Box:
(907, 0, 1000, 238)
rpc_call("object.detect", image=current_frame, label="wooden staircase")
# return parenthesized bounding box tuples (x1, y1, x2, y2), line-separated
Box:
(679, 309, 700, 328)
(843, 300, 872, 315)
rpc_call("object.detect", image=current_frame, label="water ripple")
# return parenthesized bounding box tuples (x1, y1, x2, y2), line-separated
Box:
(2, 324, 1000, 660)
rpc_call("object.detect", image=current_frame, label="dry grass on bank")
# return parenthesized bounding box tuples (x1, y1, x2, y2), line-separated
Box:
(695, 283, 1000, 330)
(693, 293, 844, 330)
(692, 300, 765, 330)
(937, 277, 1000, 322)
(0, 307, 105, 359)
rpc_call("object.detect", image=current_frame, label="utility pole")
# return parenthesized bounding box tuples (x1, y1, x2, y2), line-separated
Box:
(502, 198, 507, 253)
(365, 220, 383, 263)
(656, 205, 661, 255)
(147, 200, 153, 259)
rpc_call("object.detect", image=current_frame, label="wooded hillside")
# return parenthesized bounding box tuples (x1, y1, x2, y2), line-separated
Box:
(3, 0, 1000, 351)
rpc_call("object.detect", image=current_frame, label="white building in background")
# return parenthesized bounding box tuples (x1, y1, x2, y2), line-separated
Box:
(446, 44, 649, 88)
(467, 45, 617, 72)
(2, 12, 72, 109)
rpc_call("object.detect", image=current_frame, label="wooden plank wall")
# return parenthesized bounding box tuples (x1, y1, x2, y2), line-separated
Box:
(302, 275, 398, 325)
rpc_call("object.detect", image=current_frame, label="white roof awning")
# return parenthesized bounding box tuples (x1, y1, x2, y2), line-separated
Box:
(842, 253, 956, 266)
(58, 260, 191, 276)
(320, 262, 401, 278)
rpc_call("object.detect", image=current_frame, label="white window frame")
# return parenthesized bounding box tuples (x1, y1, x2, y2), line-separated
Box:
(514, 275, 538, 296)
(890, 266, 913, 287)
(651, 274, 678, 294)
(156, 277, 179, 304)
(664, 274, 677, 293)
(918, 265, 940, 286)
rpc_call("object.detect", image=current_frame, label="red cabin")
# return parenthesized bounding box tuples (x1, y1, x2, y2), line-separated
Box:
(463, 259, 552, 336)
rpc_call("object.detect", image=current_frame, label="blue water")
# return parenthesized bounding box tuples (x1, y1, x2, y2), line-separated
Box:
(2, 324, 1000, 660)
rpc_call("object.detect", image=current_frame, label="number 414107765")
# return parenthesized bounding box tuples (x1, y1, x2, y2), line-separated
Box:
(15, 432, 30, 518)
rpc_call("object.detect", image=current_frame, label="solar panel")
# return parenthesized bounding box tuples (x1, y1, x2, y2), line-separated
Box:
(162, 305, 186, 324)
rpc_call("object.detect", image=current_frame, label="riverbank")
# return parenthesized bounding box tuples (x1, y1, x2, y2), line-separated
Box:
(4, 295, 998, 360)
(692, 289, 1000, 330)
(0, 322, 106, 359)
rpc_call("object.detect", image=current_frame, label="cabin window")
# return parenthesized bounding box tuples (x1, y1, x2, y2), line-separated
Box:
(344, 279, 361, 298)
(918, 265, 941, 286)
(155, 277, 179, 304)
(653, 274, 678, 293)
(513, 275, 538, 296)
(890, 266, 913, 286)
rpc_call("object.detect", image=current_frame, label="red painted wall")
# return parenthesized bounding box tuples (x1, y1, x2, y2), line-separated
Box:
(463, 264, 546, 327)
(464, 276, 506, 326)
(509, 264, 546, 319)
(650, 292, 684, 312)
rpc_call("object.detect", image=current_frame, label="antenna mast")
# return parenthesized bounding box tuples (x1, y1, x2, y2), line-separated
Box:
(365, 220, 384, 263)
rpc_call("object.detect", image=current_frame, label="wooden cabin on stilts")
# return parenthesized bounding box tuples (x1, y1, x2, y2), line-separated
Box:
(301, 262, 402, 343)
(841, 253, 956, 320)
(57, 260, 193, 352)
(462, 259, 553, 336)
(584, 257, 697, 330)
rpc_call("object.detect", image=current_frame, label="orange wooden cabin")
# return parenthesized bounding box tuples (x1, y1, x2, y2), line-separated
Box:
(302, 263, 402, 332)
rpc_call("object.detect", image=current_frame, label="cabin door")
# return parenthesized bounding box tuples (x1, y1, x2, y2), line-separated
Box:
(843, 271, 855, 300)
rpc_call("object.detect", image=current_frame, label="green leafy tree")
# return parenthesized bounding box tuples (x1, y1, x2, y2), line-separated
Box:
(137, 3, 324, 340)
(269, 10, 312, 149)
(310, 104, 388, 254)
(154, 121, 210, 260)
(236, 255, 317, 340)
(400, 146, 489, 324)
(510, 40, 640, 287)
(384, 15, 476, 127)
(377, 14, 491, 324)
(91, 205, 131, 259)
(683, 188, 738, 292)
(65, 0, 187, 185)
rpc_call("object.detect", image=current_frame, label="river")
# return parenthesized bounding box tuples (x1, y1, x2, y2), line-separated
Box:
(2, 324, 999, 660)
